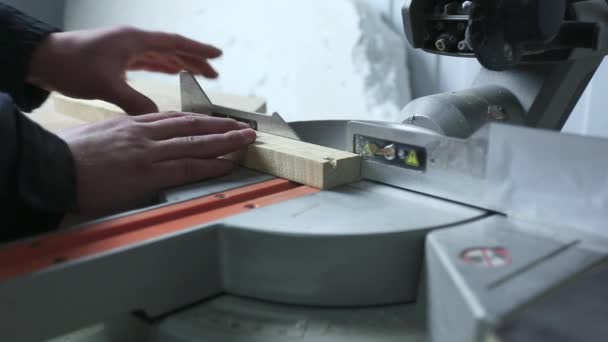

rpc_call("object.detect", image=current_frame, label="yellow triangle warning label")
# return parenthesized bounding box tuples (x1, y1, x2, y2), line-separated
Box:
(405, 150, 420, 167)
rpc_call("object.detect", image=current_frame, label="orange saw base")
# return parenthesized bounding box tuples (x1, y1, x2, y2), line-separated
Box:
(0, 179, 318, 281)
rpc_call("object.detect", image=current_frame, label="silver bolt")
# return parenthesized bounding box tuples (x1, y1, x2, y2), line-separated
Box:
(382, 144, 397, 161)
(458, 41, 469, 51)
(435, 38, 447, 51)
(462, 1, 473, 14)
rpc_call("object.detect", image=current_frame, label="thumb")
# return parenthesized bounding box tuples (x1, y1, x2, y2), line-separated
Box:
(103, 81, 158, 115)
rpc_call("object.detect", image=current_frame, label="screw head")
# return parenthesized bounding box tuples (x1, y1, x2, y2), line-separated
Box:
(435, 38, 447, 51)
(458, 41, 469, 51)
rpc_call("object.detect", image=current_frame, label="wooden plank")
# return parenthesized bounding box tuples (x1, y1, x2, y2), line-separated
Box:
(53, 95, 124, 122)
(50, 97, 361, 189)
(30, 77, 266, 133)
(243, 132, 360, 189)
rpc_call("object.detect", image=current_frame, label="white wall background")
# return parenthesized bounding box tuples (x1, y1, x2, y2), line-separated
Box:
(64, 0, 412, 123)
(58, 0, 608, 136)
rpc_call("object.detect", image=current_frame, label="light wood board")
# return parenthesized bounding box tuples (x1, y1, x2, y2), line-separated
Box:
(52, 77, 267, 123)
(49, 95, 361, 189)
(244, 132, 360, 189)
(29, 77, 266, 133)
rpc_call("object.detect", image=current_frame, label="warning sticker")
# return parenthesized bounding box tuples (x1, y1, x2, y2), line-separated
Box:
(460, 247, 512, 268)
(353, 135, 427, 171)
(405, 150, 420, 168)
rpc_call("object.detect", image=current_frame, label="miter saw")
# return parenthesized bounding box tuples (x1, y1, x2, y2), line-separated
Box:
(1, 0, 608, 341)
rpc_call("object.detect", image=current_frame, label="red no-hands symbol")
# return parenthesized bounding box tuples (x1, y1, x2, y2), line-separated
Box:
(460, 247, 512, 268)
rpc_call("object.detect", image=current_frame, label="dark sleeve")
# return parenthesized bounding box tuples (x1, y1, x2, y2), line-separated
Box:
(0, 3, 59, 112)
(0, 5, 76, 242)
(0, 94, 76, 243)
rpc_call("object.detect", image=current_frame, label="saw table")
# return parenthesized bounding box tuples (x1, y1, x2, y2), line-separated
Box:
(4, 101, 608, 342)
(2, 1, 608, 341)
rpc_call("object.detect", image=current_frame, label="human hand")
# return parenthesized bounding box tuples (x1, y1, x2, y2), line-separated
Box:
(28, 27, 222, 114)
(58, 112, 256, 216)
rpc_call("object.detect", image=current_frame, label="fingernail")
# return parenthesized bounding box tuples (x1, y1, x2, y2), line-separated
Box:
(237, 122, 250, 129)
(211, 48, 223, 58)
(241, 128, 257, 143)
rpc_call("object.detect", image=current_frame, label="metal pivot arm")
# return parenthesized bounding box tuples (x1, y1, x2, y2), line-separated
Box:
(401, 0, 608, 137)
(473, 56, 603, 130)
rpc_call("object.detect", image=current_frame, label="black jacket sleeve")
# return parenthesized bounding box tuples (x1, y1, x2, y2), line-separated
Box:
(0, 4, 76, 243)
(0, 3, 57, 112)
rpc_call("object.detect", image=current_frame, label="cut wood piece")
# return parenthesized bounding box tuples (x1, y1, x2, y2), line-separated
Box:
(243, 132, 361, 189)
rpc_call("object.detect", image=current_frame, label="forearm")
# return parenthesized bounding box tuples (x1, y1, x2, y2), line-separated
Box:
(0, 3, 58, 112)
(0, 93, 76, 243)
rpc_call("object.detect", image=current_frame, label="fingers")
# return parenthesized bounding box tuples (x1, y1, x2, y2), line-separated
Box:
(142, 115, 249, 140)
(128, 51, 185, 73)
(135, 30, 221, 78)
(177, 54, 219, 78)
(152, 128, 257, 161)
(129, 52, 219, 78)
(151, 158, 235, 189)
(138, 31, 222, 59)
(128, 61, 183, 74)
(123, 29, 222, 78)
(102, 82, 159, 115)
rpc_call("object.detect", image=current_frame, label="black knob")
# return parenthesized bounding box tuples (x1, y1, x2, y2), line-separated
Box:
(468, 0, 567, 70)
(502, 0, 566, 43)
